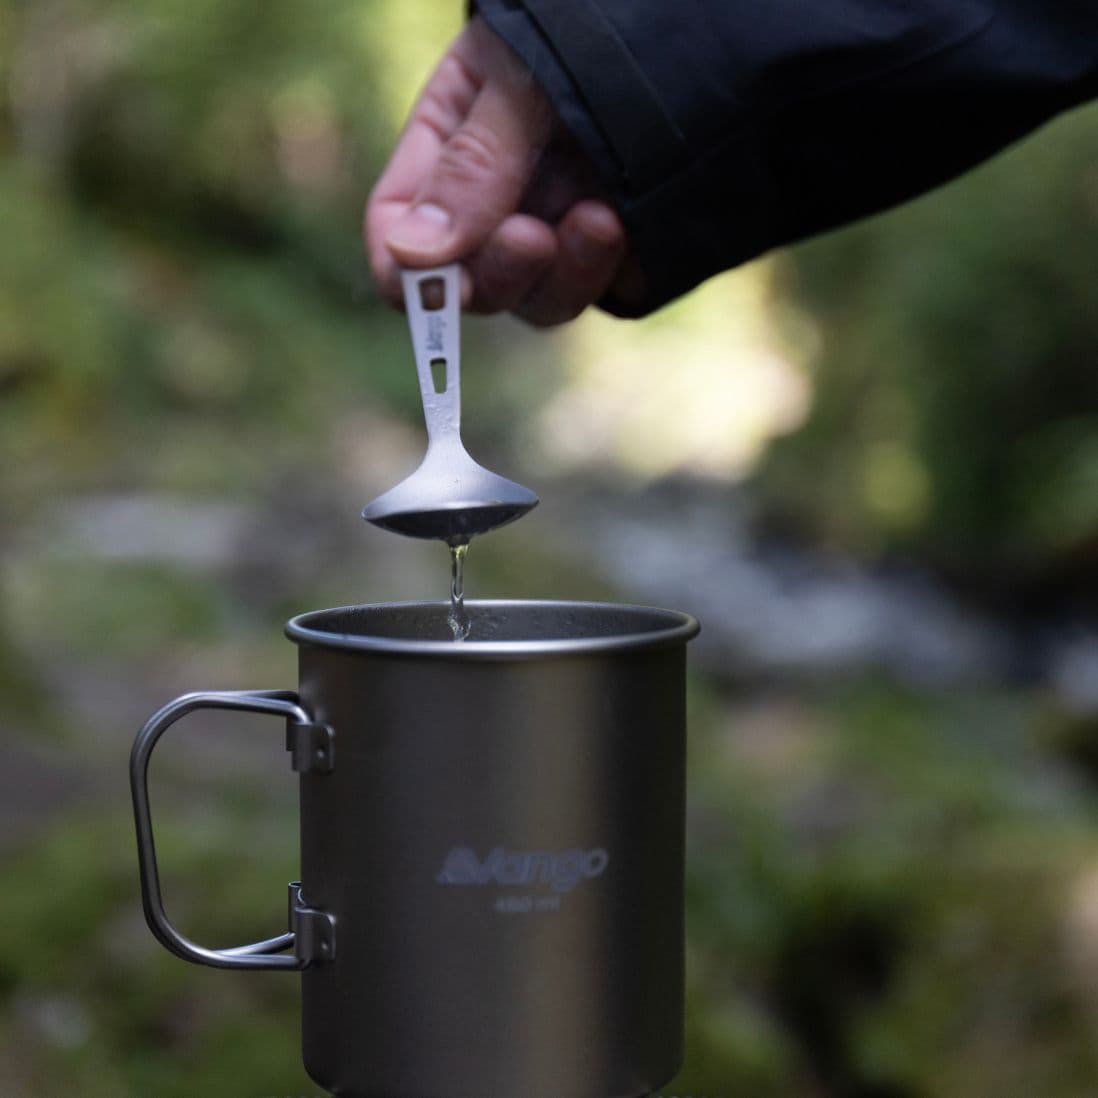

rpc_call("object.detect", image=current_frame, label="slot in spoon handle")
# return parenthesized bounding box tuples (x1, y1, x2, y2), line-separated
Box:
(401, 264, 462, 450)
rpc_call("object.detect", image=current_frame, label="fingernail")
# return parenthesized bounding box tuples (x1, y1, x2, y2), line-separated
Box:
(386, 203, 452, 254)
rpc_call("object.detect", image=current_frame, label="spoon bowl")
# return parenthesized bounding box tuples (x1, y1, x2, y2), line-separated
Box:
(361, 449, 538, 542)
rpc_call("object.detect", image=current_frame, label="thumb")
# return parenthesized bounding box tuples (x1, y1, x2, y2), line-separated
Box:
(385, 76, 552, 268)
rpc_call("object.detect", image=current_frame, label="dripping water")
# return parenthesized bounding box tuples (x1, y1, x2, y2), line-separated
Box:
(448, 541, 471, 641)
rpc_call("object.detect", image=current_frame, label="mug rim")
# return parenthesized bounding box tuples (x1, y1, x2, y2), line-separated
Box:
(285, 599, 700, 660)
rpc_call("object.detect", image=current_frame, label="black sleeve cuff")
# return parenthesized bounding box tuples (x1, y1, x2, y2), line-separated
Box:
(478, 0, 1098, 318)
(476, 0, 735, 316)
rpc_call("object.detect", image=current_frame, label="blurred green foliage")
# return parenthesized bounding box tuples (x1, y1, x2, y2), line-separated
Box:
(764, 107, 1098, 595)
(2, 2, 1098, 1097)
(0, 0, 439, 519)
(674, 678, 1098, 1098)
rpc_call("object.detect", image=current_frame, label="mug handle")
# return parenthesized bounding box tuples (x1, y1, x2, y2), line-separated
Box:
(129, 689, 335, 970)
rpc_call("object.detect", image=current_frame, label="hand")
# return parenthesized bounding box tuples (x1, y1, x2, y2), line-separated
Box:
(365, 17, 640, 325)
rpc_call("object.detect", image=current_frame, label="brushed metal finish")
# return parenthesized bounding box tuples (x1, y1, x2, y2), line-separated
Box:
(131, 601, 699, 1098)
(130, 689, 311, 970)
(362, 265, 538, 542)
(292, 601, 697, 1098)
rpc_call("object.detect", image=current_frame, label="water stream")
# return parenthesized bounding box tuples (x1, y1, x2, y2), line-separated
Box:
(448, 541, 471, 641)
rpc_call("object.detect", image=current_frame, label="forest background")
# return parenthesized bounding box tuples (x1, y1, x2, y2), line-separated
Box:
(3, 3, 1098, 1096)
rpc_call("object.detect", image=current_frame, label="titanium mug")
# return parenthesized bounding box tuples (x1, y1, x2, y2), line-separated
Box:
(130, 600, 700, 1098)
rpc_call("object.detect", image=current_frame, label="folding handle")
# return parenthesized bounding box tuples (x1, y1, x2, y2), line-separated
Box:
(129, 689, 334, 970)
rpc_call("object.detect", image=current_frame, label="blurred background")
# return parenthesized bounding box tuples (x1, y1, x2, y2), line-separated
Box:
(3, 2, 1098, 1095)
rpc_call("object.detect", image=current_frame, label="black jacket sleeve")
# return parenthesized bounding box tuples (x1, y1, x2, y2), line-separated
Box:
(475, 0, 1098, 315)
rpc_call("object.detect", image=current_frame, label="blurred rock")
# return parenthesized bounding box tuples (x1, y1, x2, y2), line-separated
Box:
(0, 739, 89, 855)
(35, 493, 256, 568)
(547, 482, 1010, 684)
(1049, 631, 1098, 714)
(12, 992, 91, 1051)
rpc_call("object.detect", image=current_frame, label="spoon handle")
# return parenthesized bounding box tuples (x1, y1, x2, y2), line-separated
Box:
(401, 264, 462, 450)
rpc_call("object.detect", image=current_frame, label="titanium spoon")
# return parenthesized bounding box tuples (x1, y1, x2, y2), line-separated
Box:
(362, 263, 538, 543)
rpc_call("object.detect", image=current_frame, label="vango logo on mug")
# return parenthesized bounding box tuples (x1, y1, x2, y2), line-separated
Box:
(436, 846, 610, 892)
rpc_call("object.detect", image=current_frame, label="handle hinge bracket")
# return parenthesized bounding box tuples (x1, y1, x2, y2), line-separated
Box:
(289, 882, 335, 966)
(287, 720, 335, 774)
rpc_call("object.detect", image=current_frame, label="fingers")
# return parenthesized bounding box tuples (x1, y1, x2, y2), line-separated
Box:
(388, 80, 551, 264)
(513, 200, 627, 327)
(465, 215, 558, 314)
(367, 121, 456, 307)
(459, 201, 627, 321)
(365, 18, 553, 305)
(365, 18, 632, 324)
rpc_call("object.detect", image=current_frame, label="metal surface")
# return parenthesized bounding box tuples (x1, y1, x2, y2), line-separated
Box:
(293, 601, 696, 1098)
(287, 717, 336, 774)
(285, 598, 700, 658)
(361, 264, 538, 542)
(131, 601, 700, 1098)
(129, 688, 335, 970)
(288, 882, 337, 965)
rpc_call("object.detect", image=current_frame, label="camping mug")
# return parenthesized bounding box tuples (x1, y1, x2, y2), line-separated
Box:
(130, 599, 699, 1098)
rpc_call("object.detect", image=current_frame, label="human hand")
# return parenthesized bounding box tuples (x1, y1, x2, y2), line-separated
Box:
(365, 16, 641, 325)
